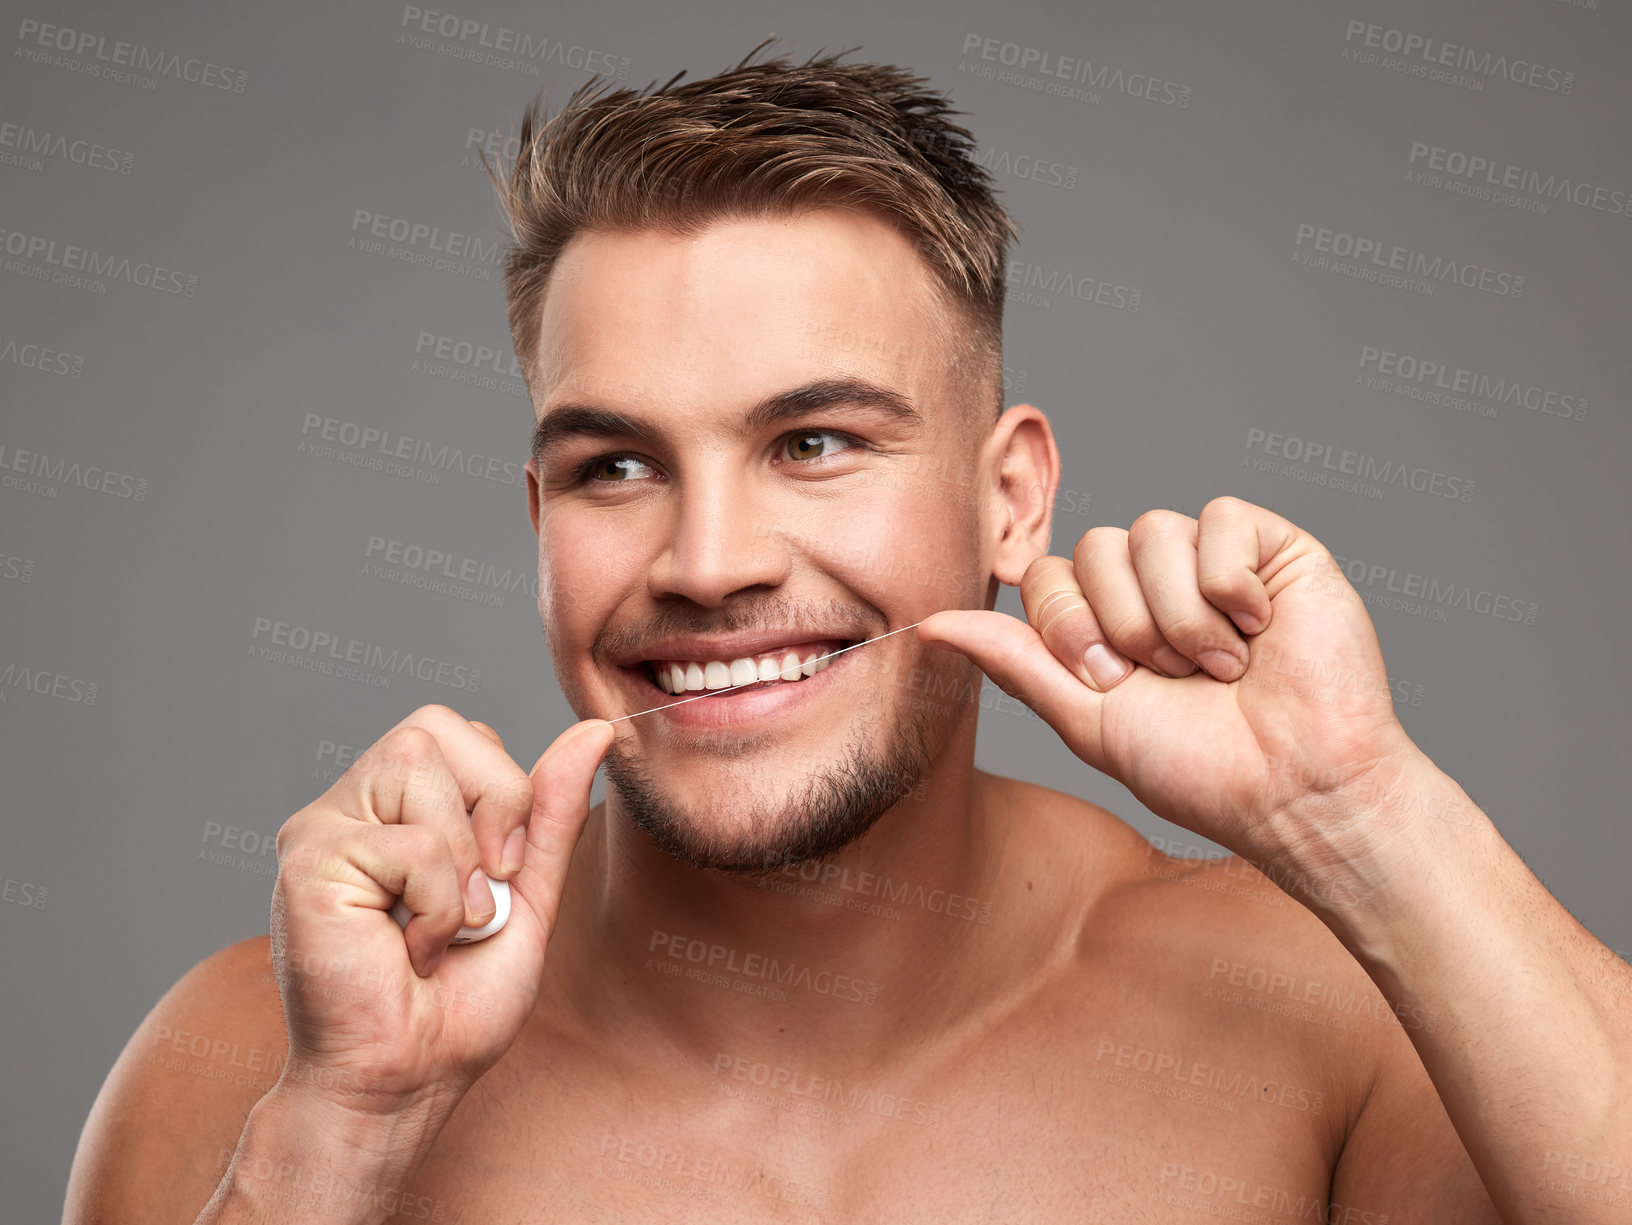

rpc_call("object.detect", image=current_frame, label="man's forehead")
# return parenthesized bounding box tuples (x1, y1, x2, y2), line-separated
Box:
(532, 211, 955, 412)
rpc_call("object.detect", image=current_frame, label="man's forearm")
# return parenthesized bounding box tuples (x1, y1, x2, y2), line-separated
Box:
(1274, 754, 1632, 1223)
(193, 1083, 459, 1225)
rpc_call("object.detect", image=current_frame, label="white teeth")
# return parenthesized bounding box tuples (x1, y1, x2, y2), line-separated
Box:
(651, 645, 841, 692)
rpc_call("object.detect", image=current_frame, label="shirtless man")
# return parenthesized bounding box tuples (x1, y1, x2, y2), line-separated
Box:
(64, 48, 1629, 1225)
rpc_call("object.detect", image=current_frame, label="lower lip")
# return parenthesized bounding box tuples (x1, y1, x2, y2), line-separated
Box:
(626, 649, 853, 730)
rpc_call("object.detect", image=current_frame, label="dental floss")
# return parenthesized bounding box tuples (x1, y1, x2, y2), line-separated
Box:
(606, 619, 927, 723)
(393, 618, 927, 944)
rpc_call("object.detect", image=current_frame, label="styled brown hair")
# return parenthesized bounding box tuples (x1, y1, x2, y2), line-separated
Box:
(487, 39, 1018, 411)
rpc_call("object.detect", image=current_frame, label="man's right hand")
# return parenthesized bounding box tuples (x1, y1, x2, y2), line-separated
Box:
(270, 705, 614, 1117)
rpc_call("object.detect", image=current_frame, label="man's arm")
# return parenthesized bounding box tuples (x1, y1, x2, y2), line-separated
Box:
(63, 936, 431, 1225)
(918, 494, 1631, 1223)
(1289, 753, 1632, 1224)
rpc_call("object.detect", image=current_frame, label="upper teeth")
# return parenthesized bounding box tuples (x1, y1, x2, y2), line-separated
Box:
(652, 648, 833, 694)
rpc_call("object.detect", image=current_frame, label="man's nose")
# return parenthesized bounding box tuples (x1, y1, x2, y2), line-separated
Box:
(645, 473, 790, 607)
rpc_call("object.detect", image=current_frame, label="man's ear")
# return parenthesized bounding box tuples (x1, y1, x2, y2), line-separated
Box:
(525, 456, 542, 536)
(981, 404, 1060, 586)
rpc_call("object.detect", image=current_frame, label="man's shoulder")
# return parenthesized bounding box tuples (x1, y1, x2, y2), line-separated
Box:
(984, 771, 1398, 1075)
(64, 936, 287, 1223)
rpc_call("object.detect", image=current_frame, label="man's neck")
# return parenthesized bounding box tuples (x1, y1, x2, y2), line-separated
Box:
(536, 714, 1030, 1070)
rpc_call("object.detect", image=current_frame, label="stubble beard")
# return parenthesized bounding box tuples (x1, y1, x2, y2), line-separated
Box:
(602, 698, 941, 874)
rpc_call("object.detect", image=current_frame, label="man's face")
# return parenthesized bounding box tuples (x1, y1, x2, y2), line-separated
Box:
(526, 209, 993, 872)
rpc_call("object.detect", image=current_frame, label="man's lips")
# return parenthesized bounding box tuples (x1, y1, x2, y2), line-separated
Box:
(619, 638, 858, 729)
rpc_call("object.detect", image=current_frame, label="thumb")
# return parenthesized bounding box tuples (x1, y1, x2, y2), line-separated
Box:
(916, 610, 1104, 740)
(510, 718, 614, 940)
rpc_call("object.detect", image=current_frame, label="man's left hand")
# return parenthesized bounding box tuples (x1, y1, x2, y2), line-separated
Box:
(918, 496, 1427, 869)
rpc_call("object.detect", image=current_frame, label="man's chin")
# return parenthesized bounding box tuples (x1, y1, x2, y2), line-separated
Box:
(602, 712, 936, 875)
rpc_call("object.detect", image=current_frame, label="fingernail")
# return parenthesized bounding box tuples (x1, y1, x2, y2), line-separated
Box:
(1083, 643, 1130, 690)
(1153, 645, 1194, 677)
(1235, 610, 1265, 635)
(1200, 648, 1246, 681)
(466, 867, 495, 922)
(501, 826, 527, 875)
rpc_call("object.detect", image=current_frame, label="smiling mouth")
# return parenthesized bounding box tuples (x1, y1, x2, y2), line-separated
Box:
(642, 639, 854, 695)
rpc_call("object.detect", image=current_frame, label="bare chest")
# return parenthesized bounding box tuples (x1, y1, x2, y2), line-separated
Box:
(401, 1027, 1339, 1225)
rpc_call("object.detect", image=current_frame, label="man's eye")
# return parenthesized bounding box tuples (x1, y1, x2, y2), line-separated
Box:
(783, 430, 854, 462)
(586, 456, 654, 482)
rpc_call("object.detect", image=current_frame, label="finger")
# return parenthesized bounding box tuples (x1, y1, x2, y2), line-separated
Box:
(509, 719, 615, 946)
(915, 609, 1096, 717)
(1127, 510, 1250, 682)
(278, 815, 461, 978)
(383, 705, 534, 884)
(1196, 496, 1292, 635)
(1017, 556, 1134, 692)
(468, 720, 505, 750)
(1073, 526, 1195, 679)
(915, 610, 1115, 767)
(352, 725, 497, 945)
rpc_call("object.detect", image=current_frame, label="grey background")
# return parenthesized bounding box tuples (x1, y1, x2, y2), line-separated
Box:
(2, 0, 1627, 1217)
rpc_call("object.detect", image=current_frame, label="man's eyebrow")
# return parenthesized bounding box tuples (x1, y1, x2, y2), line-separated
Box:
(531, 377, 921, 464)
(531, 406, 653, 465)
(741, 378, 922, 433)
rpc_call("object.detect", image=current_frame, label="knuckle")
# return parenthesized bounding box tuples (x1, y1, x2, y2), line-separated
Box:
(1160, 612, 1210, 646)
(1101, 609, 1156, 653)
(1073, 526, 1122, 566)
(483, 772, 534, 815)
(1128, 508, 1171, 539)
(1203, 494, 1249, 519)
(385, 724, 442, 766)
(1199, 568, 1254, 604)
